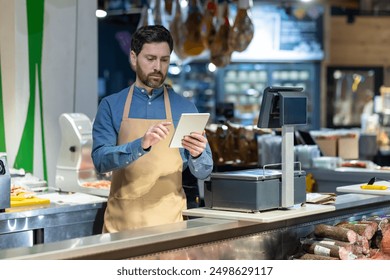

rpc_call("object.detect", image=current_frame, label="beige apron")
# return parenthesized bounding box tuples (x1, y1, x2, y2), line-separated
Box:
(103, 85, 186, 233)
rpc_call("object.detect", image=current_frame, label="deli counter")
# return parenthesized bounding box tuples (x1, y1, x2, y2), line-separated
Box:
(1, 191, 390, 260)
(0, 192, 106, 250)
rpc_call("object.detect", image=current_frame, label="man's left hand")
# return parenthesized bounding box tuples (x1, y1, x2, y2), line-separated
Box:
(182, 131, 207, 158)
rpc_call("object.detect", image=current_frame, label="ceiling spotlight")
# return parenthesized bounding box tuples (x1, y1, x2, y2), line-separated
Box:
(96, 9, 107, 18)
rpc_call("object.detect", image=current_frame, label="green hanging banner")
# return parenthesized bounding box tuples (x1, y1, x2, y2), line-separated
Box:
(14, 0, 47, 180)
(0, 54, 6, 152)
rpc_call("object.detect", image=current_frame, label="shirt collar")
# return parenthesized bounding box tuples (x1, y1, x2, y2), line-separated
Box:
(134, 85, 164, 100)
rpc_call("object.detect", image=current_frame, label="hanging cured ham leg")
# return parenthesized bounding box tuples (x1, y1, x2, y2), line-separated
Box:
(228, 0, 254, 52)
(209, 0, 232, 67)
(137, 3, 154, 29)
(182, 0, 205, 56)
(170, 0, 188, 59)
(165, 0, 173, 14)
(200, 0, 217, 49)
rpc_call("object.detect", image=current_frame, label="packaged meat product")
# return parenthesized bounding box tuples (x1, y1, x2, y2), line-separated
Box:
(336, 221, 376, 240)
(298, 253, 338, 260)
(314, 224, 358, 243)
(381, 223, 390, 254)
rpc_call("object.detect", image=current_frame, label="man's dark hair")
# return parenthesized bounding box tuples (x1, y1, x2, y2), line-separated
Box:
(131, 25, 174, 55)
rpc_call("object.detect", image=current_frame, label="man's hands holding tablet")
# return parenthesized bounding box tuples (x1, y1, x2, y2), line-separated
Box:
(169, 113, 210, 158)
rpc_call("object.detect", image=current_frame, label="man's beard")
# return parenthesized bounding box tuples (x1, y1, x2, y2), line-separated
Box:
(137, 65, 166, 89)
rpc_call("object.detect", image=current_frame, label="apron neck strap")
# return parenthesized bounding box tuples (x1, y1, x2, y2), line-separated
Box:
(163, 86, 173, 120)
(122, 84, 134, 120)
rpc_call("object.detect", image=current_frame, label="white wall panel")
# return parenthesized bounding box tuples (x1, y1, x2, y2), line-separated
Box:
(0, 0, 98, 185)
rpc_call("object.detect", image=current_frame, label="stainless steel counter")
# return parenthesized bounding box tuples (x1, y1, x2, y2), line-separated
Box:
(1, 193, 390, 260)
(0, 192, 106, 249)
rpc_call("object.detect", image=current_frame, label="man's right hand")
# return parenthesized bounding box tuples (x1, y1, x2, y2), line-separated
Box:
(141, 121, 172, 149)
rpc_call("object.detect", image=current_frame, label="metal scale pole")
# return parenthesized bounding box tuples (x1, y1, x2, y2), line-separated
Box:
(281, 125, 295, 208)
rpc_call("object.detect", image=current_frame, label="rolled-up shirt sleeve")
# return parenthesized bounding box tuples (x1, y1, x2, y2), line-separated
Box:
(91, 98, 149, 173)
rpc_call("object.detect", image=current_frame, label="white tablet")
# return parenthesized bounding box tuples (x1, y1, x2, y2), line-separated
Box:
(169, 113, 210, 148)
